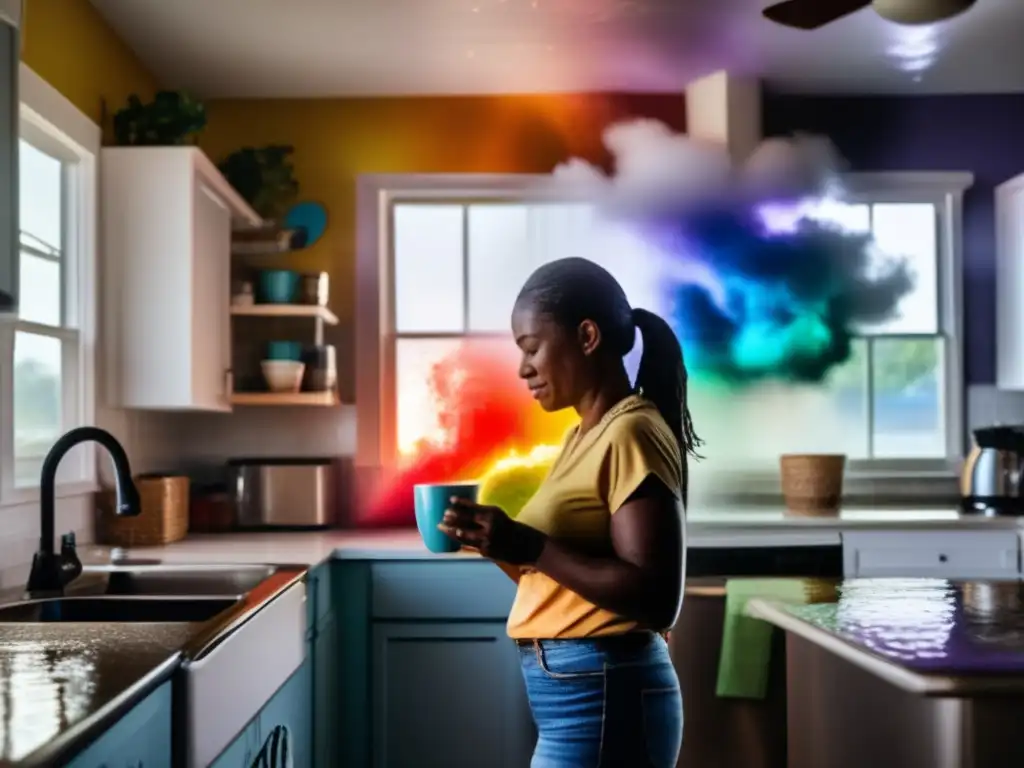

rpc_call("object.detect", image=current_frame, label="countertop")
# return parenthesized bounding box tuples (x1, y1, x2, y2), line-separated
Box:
(747, 578, 1024, 696)
(0, 623, 197, 766)
(86, 506, 1024, 565)
(0, 567, 305, 767)
(6, 506, 1021, 764)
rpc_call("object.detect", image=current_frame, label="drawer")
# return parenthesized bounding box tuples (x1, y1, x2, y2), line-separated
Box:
(371, 562, 517, 620)
(842, 531, 1021, 579)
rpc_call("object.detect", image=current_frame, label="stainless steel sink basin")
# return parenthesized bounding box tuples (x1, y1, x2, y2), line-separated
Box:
(0, 595, 238, 623)
(82, 564, 277, 597)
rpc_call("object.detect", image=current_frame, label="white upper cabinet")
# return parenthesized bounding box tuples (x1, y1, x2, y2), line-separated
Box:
(102, 147, 260, 411)
(996, 173, 1024, 390)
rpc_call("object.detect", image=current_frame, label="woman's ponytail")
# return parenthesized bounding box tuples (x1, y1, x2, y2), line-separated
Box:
(632, 308, 703, 462)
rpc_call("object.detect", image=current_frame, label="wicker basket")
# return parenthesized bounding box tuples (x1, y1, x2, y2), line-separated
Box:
(779, 454, 846, 516)
(96, 475, 190, 547)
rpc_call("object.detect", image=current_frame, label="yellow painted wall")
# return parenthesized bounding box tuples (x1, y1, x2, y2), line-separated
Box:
(20, 0, 159, 130)
(200, 94, 686, 338)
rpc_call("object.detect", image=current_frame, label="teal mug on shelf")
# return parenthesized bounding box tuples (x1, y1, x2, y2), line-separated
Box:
(258, 269, 300, 304)
(266, 341, 303, 361)
(414, 482, 479, 554)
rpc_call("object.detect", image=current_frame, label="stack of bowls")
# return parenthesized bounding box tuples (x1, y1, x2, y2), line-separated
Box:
(262, 340, 304, 393)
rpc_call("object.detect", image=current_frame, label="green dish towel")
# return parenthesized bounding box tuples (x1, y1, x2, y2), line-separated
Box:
(715, 578, 811, 700)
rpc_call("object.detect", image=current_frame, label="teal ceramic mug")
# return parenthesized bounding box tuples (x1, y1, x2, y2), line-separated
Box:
(414, 482, 479, 554)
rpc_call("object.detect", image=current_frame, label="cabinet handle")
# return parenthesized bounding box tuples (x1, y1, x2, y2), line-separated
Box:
(224, 368, 234, 397)
(938, 554, 948, 563)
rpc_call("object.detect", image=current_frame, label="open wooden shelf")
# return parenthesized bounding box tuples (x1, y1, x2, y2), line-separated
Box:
(231, 304, 339, 325)
(230, 391, 339, 407)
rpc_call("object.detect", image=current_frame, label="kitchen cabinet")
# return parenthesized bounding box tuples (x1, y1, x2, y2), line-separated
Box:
(257, 660, 313, 768)
(207, 721, 260, 768)
(997, 172, 1024, 389)
(372, 621, 533, 768)
(306, 561, 343, 768)
(66, 680, 172, 768)
(101, 147, 260, 411)
(207, 662, 312, 768)
(0, 17, 16, 316)
(841, 531, 1021, 579)
(332, 560, 535, 768)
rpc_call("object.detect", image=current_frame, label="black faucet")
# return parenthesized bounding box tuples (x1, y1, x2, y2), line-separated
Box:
(26, 427, 141, 596)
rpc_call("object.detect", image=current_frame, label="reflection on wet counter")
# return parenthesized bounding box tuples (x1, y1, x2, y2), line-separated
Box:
(0, 624, 196, 763)
(783, 578, 1024, 674)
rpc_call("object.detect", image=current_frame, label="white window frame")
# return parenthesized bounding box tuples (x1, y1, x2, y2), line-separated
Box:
(355, 171, 972, 499)
(0, 64, 99, 508)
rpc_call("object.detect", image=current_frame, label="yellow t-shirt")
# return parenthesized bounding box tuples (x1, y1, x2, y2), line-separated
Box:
(507, 395, 684, 640)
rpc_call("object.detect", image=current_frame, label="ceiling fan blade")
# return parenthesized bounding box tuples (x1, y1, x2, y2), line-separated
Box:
(762, 0, 872, 30)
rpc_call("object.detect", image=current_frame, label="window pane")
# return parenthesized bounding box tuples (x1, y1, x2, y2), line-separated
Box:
(18, 250, 61, 326)
(396, 337, 465, 455)
(19, 139, 63, 252)
(866, 203, 938, 334)
(686, 341, 869, 495)
(14, 332, 63, 487)
(393, 205, 464, 333)
(467, 205, 533, 332)
(871, 337, 945, 459)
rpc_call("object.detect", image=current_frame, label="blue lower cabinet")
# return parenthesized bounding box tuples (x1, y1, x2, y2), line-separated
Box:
(209, 662, 312, 768)
(371, 622, 534, 768)
(208, 721, 260, 768)
(66, 680, 172, 768)
(257, 660, 312, 768)
(312, 615, 339, 767)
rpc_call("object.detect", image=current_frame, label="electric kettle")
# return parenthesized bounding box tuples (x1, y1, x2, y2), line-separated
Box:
(960, 425, 1024, 516)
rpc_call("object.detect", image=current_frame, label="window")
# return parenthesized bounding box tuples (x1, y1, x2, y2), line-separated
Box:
(0, 65, 98, 504)
(357, 173, 969, 493)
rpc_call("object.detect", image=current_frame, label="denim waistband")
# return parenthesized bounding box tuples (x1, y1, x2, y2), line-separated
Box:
(515, 631, 657, 652)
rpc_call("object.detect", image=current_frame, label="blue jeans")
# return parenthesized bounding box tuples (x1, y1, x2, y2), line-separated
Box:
(519, 633, 683, 767)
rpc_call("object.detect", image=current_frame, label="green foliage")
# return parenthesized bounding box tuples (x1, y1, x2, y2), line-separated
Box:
(828, 338, 939, 392)
(113, 91, 207, 146)
(218, 145, 300, 221)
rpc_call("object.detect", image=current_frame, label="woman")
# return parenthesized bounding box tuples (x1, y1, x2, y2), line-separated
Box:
(440, 257, 702, 767)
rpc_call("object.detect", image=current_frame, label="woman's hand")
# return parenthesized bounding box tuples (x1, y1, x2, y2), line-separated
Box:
(439, 497, 546, 565)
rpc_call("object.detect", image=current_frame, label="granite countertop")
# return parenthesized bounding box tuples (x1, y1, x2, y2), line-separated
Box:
(747, 578, 1024, 696)
(0, 623, 198, 766)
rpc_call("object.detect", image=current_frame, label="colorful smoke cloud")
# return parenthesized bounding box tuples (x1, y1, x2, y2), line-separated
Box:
(365, 120, 914, 524)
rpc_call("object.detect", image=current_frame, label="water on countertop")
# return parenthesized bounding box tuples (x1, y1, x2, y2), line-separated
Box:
(785, 579, 1024, 674)
(0, 623, 196, 763)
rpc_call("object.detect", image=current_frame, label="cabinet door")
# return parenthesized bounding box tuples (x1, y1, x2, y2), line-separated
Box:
(257, 660, 313, 768)
(190, 180, 232, 411)
(373, 622, 534, 768)
(209, 720, 260, 768)
(313, 614, 340, 768)
(67, 681, 172, 768)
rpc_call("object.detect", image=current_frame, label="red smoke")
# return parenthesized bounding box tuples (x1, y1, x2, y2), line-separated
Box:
(364, 341, 543, 525)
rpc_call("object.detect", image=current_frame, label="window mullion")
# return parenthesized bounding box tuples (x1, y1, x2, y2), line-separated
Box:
(13, 319, 77, 342)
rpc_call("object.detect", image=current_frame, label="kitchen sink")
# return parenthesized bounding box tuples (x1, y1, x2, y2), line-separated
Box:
(83, 564, 277, 597)
(0, 596, 239, 623)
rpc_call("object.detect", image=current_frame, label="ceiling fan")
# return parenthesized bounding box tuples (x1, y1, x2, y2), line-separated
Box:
(762, 0, 977, 30)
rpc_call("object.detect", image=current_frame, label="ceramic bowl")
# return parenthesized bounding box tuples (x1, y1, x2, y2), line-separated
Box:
(261, 360, 305, 393)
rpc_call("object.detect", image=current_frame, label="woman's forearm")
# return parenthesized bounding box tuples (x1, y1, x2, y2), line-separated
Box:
(533, 540, 673, 627)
